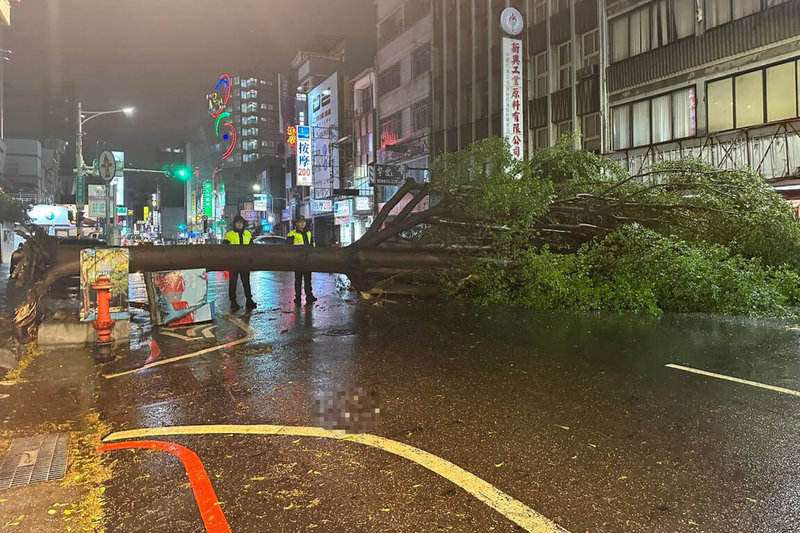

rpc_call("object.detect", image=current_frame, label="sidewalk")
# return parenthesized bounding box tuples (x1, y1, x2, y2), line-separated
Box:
(0, 338, 109, 532)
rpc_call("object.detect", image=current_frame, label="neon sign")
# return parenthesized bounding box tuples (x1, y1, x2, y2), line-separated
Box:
(286, 125, 297, 148)
(207, 74, 236, 160)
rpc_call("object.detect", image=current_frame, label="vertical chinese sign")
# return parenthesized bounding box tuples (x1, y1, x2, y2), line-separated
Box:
(203, 181, 213, 218)
(296, 125, 313, 187)
(502, 37, 524, 160)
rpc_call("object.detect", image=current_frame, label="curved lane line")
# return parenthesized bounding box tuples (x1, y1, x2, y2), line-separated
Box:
(103, 316, 255, 379)
(99, 440, 232, 533)
(103, 424, 570, 533)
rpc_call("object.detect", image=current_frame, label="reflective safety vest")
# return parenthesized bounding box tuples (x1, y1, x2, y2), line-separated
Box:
(287, 229, 314, 246)
(224, 229, 252, 245)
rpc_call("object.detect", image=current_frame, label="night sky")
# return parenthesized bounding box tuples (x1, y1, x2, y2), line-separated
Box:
(0, 0, 374, 168)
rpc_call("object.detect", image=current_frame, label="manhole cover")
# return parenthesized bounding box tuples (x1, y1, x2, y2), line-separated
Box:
(323, 329, 357, 337)
(0, 433, 70, 490)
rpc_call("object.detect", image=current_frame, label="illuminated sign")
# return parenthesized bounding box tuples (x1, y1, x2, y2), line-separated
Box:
(296, 125, 312, 187)
(207, 74, 237, 160)
(502, 37, 524, 160)
(203, 181, 213, 218)
(286, 125, 297, 148)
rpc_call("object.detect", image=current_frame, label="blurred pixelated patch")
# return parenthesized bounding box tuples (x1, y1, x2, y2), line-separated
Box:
(313, 387, 381, 434)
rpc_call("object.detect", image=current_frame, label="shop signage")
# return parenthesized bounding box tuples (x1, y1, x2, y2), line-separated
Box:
(354, 196, 372, 212)
(296, 125, 312, 186)
(502, 36, 524, 160)
(374, 164, 406, 186)
(202, 181, 213, 217)
(311, 199, 332, 212)
(334, 199, 351, 218)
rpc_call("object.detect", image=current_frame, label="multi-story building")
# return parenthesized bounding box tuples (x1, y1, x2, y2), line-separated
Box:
(227, 75, 282, 166)
(604, 0, 800, 207)
(423, 1, 800, 208)
(375, 0, 432, 187)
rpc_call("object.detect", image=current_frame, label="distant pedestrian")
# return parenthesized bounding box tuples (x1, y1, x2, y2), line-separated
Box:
(224, 216, 257, 311)
(287, 215, 316, 305)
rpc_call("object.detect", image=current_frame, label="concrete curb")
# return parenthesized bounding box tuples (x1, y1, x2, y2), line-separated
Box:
(37, 319, 131, 348)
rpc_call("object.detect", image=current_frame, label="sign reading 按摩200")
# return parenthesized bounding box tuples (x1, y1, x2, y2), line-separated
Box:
(296, 126, 312, 187)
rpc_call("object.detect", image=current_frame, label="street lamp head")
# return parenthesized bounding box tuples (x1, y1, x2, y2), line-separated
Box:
(253, 184, 261, 191)
(123, 107, 135, 117)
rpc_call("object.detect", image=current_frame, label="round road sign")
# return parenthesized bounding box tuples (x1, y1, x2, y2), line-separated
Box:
(98, 150, 118, 182)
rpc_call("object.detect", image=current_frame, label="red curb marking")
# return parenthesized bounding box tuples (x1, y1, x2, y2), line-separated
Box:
(99, 440, 232, 533)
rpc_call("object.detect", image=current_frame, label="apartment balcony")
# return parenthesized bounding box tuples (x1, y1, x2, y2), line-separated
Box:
(607, 117, 800, 183)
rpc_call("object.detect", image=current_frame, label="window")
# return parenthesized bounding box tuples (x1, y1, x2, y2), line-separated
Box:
(611, 1, 675, 62)
(613, 106, 631, 150)
(411, 100, 430, 131)
(557, 120, 572, 139)
(359, 87, 373, 114)
(581, 30, 599, 67)
(611, 16, 629, 62)
(378, 63, 401, 96)
(552, 0, 569, 14)
(766, 62, 797, 122)
(557, 42, 571, 90)
(534, 52, 547, 97)
(633, 101, 651, 146)
(380, 111, 402, 145)
(533, 0, 546, 23)
(672, 87, 696, 138)
(582, 113, 601, 152)
(405, 0, 429, 27)
(612, 86, 697, 149)
(629, 6, 651, 56)
(734, 70, 764, 128)
(411, 46, 431, 78)
(706, 0, 762, 28)
(705, 0, 731, 27)
(535, 127, 548, 149)
(651, 94, 671, 143)
(673, 0, 695, 39)
(379, 9, 403, 46)
(707, 78, 734, 132)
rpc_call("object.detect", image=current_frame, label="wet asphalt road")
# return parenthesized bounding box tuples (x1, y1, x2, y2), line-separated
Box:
(25, 270, 800, 531)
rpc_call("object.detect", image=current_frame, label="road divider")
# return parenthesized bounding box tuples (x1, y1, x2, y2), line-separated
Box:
(103, 424, 571, 533)
(666, 363, 800, 397)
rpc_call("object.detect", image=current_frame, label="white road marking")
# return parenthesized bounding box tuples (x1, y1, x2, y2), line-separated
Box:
(104, 424, 570, 533)
(103, 316, 255, 379)
(666, 363, 800, 398)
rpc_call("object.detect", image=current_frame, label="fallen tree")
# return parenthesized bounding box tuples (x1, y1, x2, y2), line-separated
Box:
(15, 136, 800, 337)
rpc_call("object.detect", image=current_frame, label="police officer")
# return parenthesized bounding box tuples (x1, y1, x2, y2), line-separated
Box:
(224, 215, 256, 311)
(286, 215, 316, 305)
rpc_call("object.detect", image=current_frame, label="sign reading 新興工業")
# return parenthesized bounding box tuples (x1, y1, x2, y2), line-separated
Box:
(296, 125, 312, 186)
(502, 36, 524, 160)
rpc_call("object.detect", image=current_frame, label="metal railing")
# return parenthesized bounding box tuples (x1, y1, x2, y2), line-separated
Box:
(607, 118, 800, 181)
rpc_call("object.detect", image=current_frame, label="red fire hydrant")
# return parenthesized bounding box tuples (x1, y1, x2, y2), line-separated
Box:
(92, 275, 116, 362)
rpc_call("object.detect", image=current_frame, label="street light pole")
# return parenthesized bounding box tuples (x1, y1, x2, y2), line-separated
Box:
(74, 104, 134, 238)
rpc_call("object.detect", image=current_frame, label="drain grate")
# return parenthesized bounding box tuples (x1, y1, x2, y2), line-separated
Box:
(0, 433, 70, 490)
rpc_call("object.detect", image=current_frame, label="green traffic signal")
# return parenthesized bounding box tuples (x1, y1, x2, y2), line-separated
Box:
(165, 164, 192, 181)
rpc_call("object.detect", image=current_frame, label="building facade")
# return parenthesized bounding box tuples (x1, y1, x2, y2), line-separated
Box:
(375, 0, 432, 186)
(420, 0, 800, 206)
(604, 0, 800, 205)
(226, 75, 282, 166)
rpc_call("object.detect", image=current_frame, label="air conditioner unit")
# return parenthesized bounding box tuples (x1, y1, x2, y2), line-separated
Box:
(577, 64, 600, 79)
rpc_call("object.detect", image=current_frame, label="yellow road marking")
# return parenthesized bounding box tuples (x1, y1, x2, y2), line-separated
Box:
(103, 424, 569, 533)
(103, 316, 255, 379)
(666, 363, 800, 397)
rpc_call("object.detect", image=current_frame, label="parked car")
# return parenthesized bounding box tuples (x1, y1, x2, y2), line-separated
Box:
(253, 235, 288, 245)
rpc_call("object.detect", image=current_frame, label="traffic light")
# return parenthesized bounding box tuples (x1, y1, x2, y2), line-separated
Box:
(165, 164, 192, 181)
